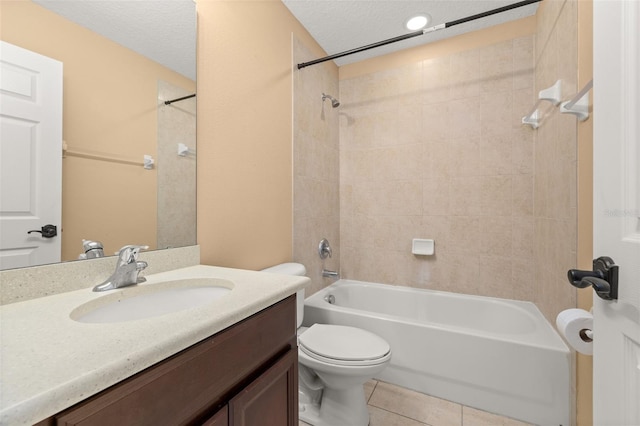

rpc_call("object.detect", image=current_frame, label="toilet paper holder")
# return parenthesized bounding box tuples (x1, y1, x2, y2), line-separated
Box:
(567, 256, 619, 300)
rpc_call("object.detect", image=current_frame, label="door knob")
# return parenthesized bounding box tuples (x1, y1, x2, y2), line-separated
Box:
(567, 256, 618, 300)
(27, 224, 58, 238)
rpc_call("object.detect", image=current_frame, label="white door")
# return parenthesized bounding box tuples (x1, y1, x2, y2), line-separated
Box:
(0, 41, 62, 270)
(593, 1, 640, 425)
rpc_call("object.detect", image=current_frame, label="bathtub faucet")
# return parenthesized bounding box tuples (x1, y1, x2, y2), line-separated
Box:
(322, 269, 339, 279)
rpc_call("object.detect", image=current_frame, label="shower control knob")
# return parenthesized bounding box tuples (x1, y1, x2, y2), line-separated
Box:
(318, 238, 332, 259)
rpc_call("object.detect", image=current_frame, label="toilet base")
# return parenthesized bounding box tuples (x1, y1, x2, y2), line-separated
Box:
(299, 385, 369, 426)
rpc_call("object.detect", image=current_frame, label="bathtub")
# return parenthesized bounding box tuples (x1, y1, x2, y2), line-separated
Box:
(303, 280, 571, 426)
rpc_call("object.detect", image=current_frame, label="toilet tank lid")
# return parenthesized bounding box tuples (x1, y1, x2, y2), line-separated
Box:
(261, 262, 307, 276)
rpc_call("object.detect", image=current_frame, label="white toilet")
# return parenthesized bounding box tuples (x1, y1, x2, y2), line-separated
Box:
(262, 263, 391, 426)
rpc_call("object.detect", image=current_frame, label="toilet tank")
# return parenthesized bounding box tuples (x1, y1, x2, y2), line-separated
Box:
(261, 263, 306, 328)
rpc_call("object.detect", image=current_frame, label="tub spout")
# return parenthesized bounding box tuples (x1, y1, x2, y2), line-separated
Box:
(322, 269, 339, 279)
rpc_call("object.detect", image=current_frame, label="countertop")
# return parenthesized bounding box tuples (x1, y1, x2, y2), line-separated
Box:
(0, 265, 309, 425)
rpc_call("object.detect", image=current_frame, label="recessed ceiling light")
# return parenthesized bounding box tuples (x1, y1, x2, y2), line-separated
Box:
(405, 14, 430, 31)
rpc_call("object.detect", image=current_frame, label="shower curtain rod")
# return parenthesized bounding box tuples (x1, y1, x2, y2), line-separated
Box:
(164, 93, 196, 105)
(297, 0, 542, 69)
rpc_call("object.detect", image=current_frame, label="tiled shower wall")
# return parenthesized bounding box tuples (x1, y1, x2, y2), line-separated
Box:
(532, 0, 578, 321)
(293, 38, 340, 296)
(294, 2, 578, 324)
(338, 36, 539, 305)
(157, 80, 197, 249)
(338, 3, 578, 323)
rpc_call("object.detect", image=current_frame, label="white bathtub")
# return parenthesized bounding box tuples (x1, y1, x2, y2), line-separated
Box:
(303, 280, 571, 426)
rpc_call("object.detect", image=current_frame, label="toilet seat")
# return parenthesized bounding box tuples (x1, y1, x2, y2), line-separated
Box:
(298, 324, 391, 366)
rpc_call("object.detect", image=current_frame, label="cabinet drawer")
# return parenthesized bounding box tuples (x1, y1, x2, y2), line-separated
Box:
(54, 295, 296, 425)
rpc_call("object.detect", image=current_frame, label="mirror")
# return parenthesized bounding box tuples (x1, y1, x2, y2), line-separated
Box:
(0, 1, 196, 268)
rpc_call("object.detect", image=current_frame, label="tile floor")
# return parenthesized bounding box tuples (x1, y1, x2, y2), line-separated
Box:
(299, 380, 533, 426)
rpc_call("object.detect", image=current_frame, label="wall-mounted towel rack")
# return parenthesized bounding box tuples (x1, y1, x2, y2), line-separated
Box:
(522, 80, 563, 129)
(178, 143, 196, 157)
(560, 79, 592, 121)
(522, 101, 543, 129)
(164, 93, 196, 105)
(63, 143, 154, 169)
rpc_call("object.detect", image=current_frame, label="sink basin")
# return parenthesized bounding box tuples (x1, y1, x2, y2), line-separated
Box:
(71, 278, 234, 323)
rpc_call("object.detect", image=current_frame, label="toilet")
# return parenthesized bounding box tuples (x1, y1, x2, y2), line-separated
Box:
(262, 263, 391, 426)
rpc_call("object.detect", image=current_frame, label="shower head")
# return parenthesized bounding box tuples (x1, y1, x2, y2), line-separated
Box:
(322, 93, 340, 108)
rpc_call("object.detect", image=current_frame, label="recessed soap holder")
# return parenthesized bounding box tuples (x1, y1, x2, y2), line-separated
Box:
(412, 239, 434, 256)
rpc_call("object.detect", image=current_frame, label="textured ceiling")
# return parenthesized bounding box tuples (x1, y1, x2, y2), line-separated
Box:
(33, 1, 539, 77)
(283, 0, 540, 66)
(33, 0, 196, 81)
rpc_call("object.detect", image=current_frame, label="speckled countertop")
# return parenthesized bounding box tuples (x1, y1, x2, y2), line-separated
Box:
(0, 265, 309, 425)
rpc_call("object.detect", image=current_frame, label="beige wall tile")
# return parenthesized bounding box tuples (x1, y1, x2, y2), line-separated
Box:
(480, 216, 513, 258)
(481, 133, 513, 176)
(513, 36, 535, 90)
(512, 128, 535, 175)
(479, 256, 515, 299)
(512, 174, 534, 216)
(448, 97, 482, 140)
(478, 40, 515, 94)
(423, 176, 451, 216)
(450, 49, 481, 100)
(422, 56, 451, 104)
(422, 103, 452, 143)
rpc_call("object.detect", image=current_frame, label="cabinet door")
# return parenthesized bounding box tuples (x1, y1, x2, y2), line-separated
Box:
(229, 348, 298, 426)
(202, 405, 228, 426)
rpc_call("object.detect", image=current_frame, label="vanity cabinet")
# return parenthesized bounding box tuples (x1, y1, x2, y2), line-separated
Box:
(37, 295, 298, 426)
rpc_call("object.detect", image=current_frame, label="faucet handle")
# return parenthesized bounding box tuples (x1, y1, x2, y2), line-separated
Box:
(117, 245, 149, 264)
(318, 238, 332, 259)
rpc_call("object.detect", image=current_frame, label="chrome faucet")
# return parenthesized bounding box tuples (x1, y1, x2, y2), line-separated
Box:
(93, 245, 149, 292)
(318, 238, 332, 259)
(322, 269, 340, 279)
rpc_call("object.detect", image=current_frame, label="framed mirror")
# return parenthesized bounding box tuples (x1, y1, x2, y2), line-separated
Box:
(0, 0, 196, 268)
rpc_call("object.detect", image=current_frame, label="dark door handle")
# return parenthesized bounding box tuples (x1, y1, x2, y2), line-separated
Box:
(27, 224, 58, 238)
(567, 256, 618, 300)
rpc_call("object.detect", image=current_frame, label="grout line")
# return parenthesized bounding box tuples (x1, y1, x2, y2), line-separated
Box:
(367, 380, 379, 403)
(367, 404, 431, 426)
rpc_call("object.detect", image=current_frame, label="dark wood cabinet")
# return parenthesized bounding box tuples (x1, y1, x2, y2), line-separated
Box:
(203, 406, 228, 426)
(38, 296, 298, 426)
(229, 347, 297, 426)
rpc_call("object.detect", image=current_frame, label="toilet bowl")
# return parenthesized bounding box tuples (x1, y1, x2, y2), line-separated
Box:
(262, 263, 391, 426)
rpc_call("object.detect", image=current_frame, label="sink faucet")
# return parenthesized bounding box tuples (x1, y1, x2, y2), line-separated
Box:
(93, 245, 149, 292)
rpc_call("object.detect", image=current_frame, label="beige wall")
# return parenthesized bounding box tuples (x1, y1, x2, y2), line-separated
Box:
(1, 1, 195, 260)
(576, 0, 594, 424)
(196, 0, 327, 270)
